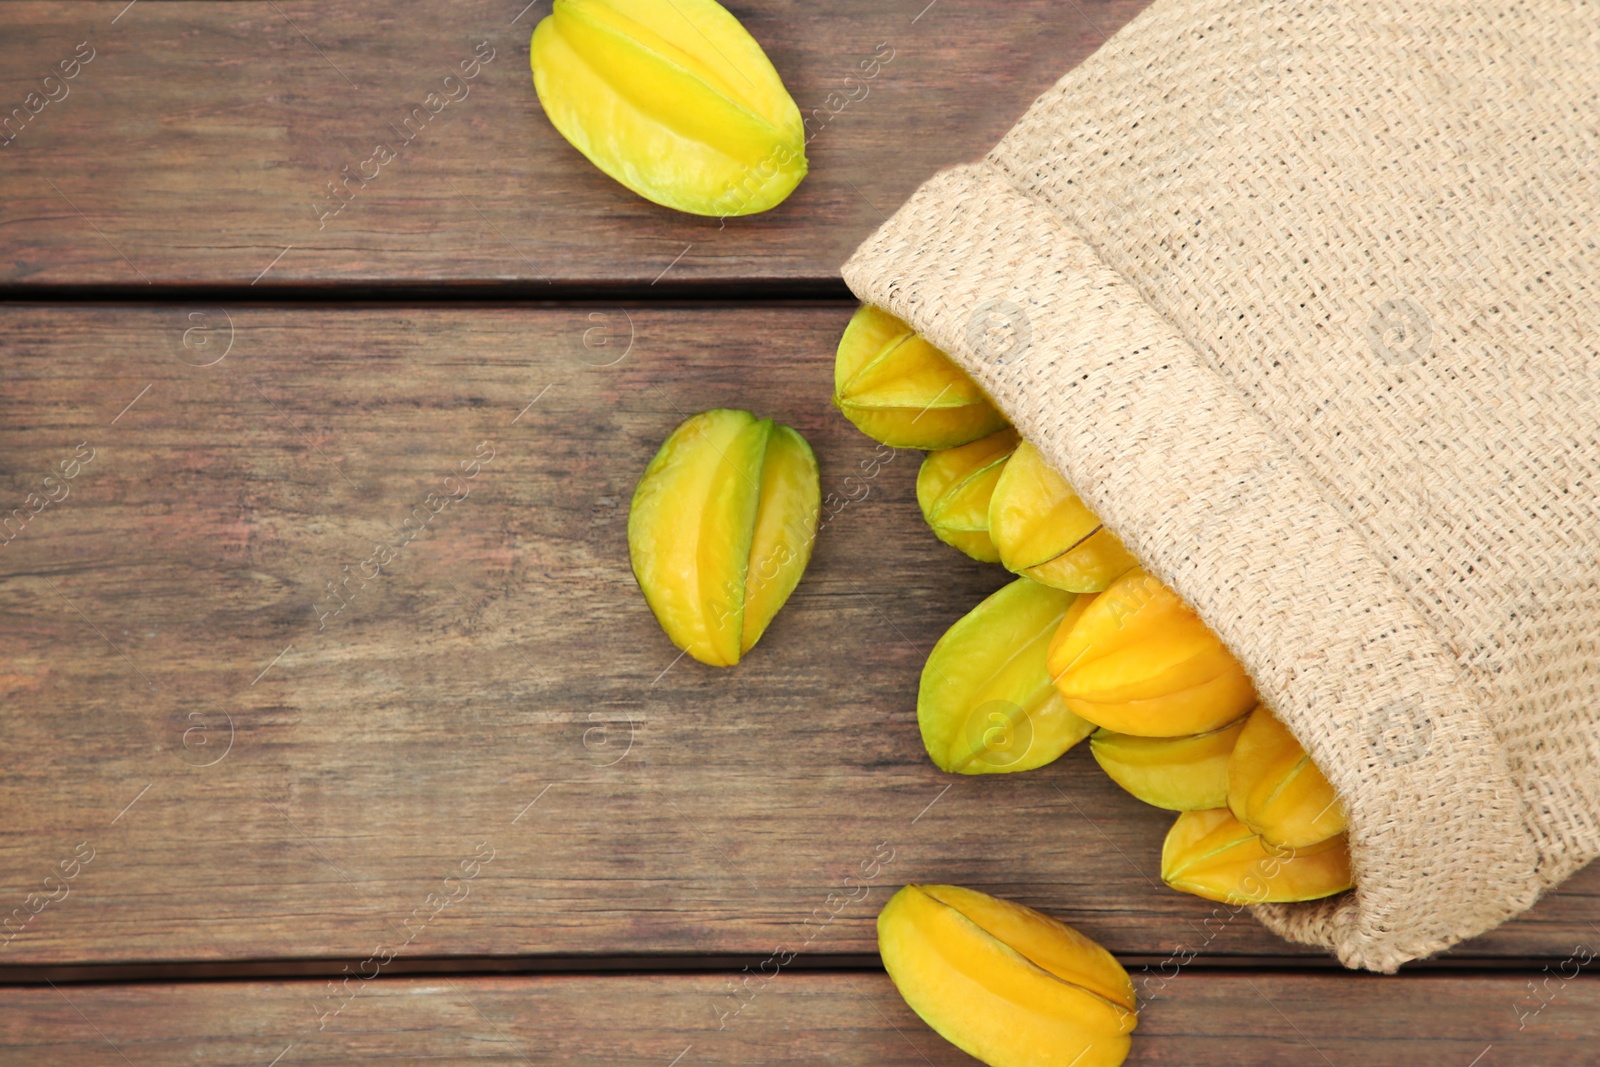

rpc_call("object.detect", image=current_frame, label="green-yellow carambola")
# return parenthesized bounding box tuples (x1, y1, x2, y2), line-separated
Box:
(629, 409, 819, 666)
(531, 0, 807, 216)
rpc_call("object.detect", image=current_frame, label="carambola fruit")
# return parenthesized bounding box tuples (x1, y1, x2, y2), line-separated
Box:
(988, 441, 1138, 592)
(1089, 716, 1247, 811)
(919, 577, 1096, 774)
(1227, 705, 1348, 849)
(1047, 568, 1259, 737)
(628, 409, 819, 667)
(530, 0, 807, 216)
(879, 884, 1138, 1067)
(916, 428, 1020, 562)
(834, 305, 1009, 450)
(1160, 808, 1353, 905)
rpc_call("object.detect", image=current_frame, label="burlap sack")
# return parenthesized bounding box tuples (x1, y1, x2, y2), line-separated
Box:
(843, 0, 1600, 971)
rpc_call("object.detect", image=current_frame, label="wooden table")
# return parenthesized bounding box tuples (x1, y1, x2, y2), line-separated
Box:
(2, 1, 1595, 1063)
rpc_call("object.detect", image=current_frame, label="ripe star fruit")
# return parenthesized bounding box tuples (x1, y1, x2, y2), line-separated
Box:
(1227, 705, 1349, 849)
(1090, 715, 1248, 811)
(628, 409, 819, 667)
(916, 428, 1020, 562)
(833, 305, 1009, 450)
(1047, 568, 1259, 737)
(531, 0, 807, 216)
(1160, 808, 1353, 905)
(988, 440, 1138, 592)
(878, 884, 1138, 1067)
(919, 577, 1097, 774)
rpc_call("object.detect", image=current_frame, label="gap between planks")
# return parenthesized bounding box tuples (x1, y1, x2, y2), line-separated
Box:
(0, 953, 1583, 988)
(0, 279, 857, 305)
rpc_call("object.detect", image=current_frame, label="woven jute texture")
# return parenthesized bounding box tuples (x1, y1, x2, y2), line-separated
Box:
(843, 0, 1600, 971)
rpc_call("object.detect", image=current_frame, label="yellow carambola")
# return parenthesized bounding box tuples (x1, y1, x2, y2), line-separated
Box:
(1047, 568, 1259, 737)
(1090, 716, 1247, 811)
(919, 578, 1096, 774)
(1228, 705, 1348, 848)
(834, 305, 1009, 450)
(988, 441, 1138, 592)
(1160, 808, 1353, 905)
(879, 884, 1137, 1067)
(531, 0, 807, 216)
(916, 428, 1019, 562)
(628, 409, 819, 666)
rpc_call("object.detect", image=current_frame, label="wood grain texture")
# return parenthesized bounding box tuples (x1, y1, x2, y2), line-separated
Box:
(0, 0, 1149, 289)
(2, 971, 1597, 1064)
(1, 304, 1595, 967)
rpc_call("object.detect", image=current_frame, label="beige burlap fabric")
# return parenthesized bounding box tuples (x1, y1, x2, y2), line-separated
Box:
(843, 0, 1600, 971)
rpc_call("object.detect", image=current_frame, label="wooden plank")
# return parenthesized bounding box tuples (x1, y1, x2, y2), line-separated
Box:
(1, 303, 1595, 966)
(0, 0, 1149, 289)
(1, 971, 1596, 1064)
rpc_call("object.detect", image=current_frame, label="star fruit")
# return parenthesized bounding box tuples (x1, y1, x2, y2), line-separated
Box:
(1227, 705, 1348, 849)
(1047, 568, 1259, 737)
(834, 305, 1009, 450)
(919, 577, 1096, 774)
(1161, 808, 1353, 905)
(917, 428, 1020, 562)
(531, 0, 807, 215)
(987, 441, 1138, 593)
(879, 883, 1138, 1067)
(1090, 716, 1248, 811)
(628, 409, 818, 667)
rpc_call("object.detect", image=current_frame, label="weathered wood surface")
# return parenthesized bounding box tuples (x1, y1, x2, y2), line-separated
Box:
(0, 0, 1148, 289)
(1, 304, 1595, 967)
(2, 972, 1597, 1064)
